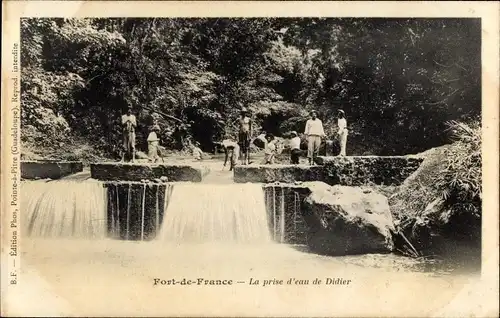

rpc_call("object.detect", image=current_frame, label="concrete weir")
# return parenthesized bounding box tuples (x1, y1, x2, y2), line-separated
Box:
(90, 162, 208, 182)
(21, 160, 84, 180)
(234, 156, 423, 186)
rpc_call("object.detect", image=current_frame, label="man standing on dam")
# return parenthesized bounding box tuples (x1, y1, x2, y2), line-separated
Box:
(304, 110, 326, 165)
(121, 105, 137, 162)
(237, 108, 253, 166)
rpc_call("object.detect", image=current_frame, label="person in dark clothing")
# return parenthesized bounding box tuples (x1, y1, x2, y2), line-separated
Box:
(237, 108, 252, 165)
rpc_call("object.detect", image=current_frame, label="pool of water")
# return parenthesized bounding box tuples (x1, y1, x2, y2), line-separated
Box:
(11, 238, 480, 317)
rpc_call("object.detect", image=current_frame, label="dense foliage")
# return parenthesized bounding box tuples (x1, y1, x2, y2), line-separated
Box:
(20, 18, 481, 158)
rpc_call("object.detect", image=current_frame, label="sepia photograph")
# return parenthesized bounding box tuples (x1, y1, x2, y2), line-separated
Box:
(1, 1, 499, 317)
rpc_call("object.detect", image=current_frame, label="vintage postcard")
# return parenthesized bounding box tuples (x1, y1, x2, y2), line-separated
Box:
(1, 1, 499, 317)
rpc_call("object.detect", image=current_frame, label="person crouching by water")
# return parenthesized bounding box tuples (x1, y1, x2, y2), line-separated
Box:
(121, 105, 137, 162)
(147, 123, 161, 163)
(263, 133, 277, 165)
(337, 110, 348, 156)
(222, 139, 240, 171)
(288, 131, 301, 164)
(238, 108, 252, 165)
(304, 110, 325, 165)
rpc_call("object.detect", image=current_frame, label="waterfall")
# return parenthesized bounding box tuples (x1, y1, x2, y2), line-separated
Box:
(158, 183, 271, 243)
(21, 180, 107, 239)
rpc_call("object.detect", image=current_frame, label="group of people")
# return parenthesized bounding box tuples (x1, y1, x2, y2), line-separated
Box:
(120, 105, 164, 163)
(119, 105, 348, 167)
(220, 108, 349, 170)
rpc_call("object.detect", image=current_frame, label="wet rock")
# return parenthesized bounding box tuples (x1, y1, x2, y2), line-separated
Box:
(302, 182, 395, 256)
(90, 163, 204, 182)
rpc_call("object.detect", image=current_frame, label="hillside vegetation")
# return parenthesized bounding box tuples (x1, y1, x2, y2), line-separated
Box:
(390, 121, 481, 255)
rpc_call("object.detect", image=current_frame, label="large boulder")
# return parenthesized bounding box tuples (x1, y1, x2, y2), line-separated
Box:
(302, 183, 395, 255)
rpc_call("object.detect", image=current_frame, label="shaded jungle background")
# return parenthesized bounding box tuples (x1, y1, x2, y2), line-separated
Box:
(20, 18, 480, 160)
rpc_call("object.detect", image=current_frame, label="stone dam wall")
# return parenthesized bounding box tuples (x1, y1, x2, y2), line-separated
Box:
(21, 161, 83, 179)
(91, 163, 208, 182)
(234, 156, 423, 186)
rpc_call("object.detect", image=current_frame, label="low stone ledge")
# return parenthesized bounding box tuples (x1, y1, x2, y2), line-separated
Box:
(21, 160, 83, 180)
(90, 162, 205, 182)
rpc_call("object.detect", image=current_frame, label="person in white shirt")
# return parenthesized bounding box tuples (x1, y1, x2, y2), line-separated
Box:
(288, 131, 301, 164)
(304, 110, 326, 164)
(337, 110, 348, 156)
(121, 105, 137, 162)
(147, 123, 161, 163)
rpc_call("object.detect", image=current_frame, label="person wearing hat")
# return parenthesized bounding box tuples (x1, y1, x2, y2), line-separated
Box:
(288, 131, 302, 164)
(121, 104, 137, 162)
(304, 110, 326, 164)
(237, 108, 252, 165)
(222, 138, 240, 171)
(337, 110, 348, 156)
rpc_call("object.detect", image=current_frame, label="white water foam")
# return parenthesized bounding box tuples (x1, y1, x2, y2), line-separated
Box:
(21, 180, 107, 239)
(158, 183, 271, 243)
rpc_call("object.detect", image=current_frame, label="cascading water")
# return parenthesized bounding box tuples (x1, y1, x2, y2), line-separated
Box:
(264, 185, 308, 245)
(158, 183, 271, 243)
(21, 180, 107, 239)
